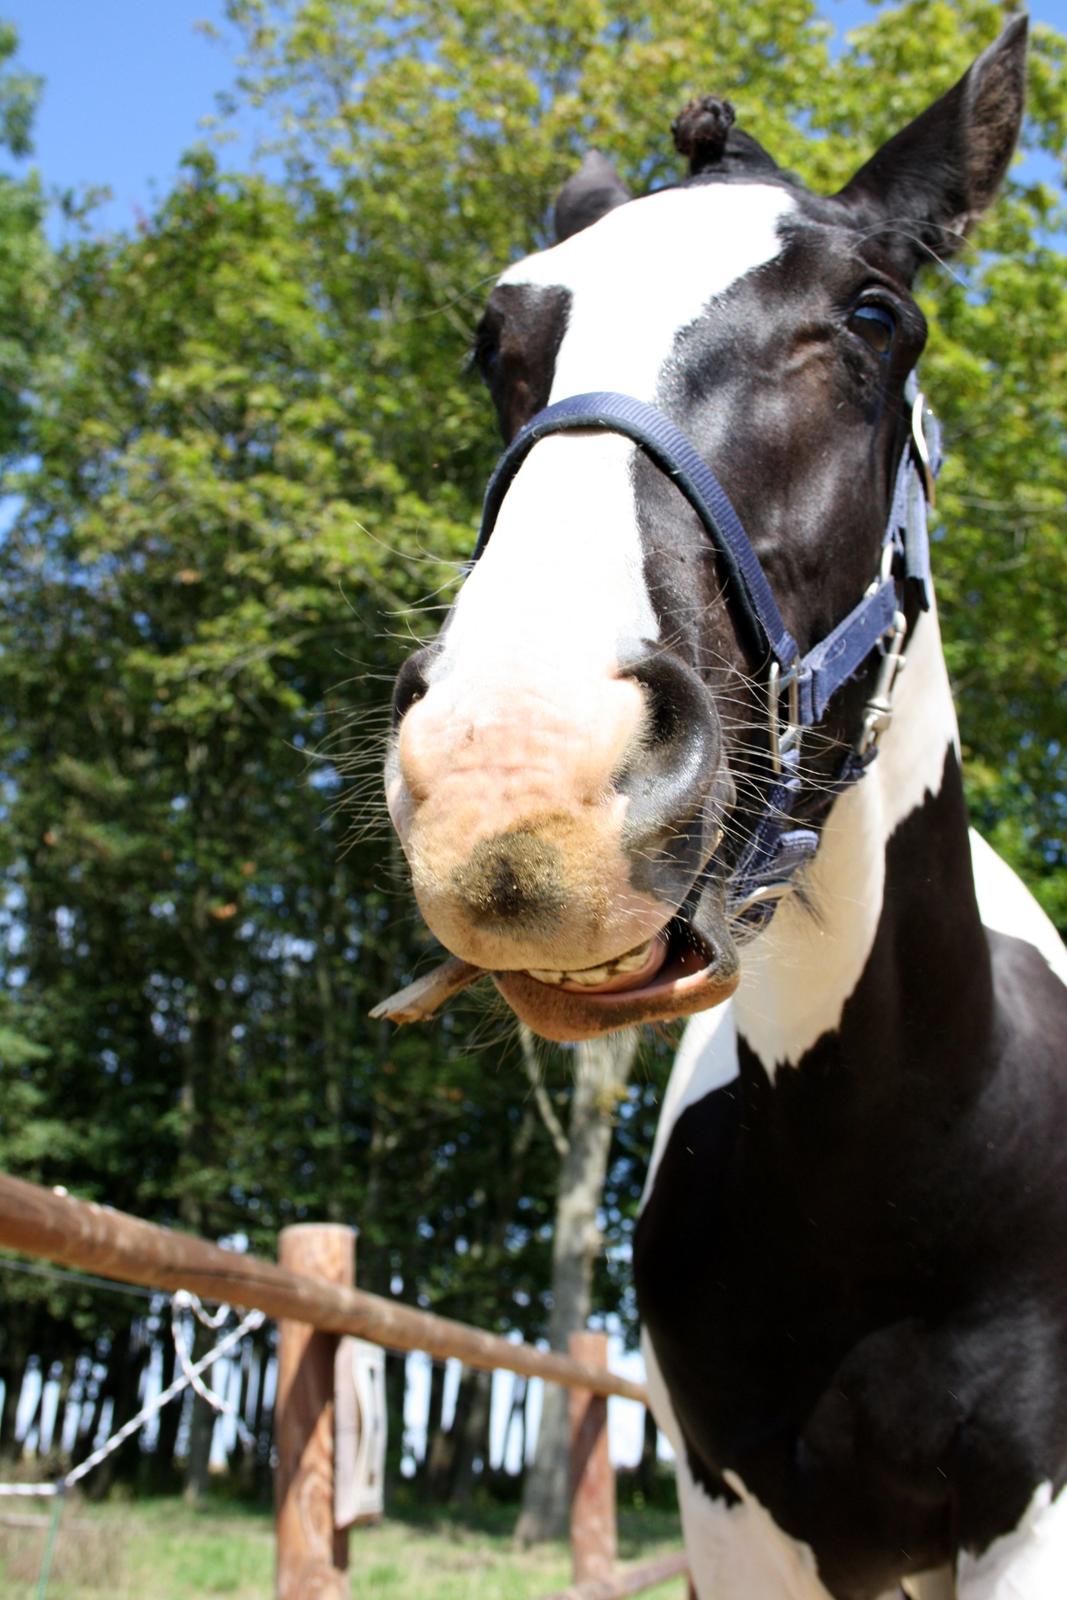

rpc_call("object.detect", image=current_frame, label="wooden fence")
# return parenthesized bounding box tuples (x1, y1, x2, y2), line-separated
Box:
(0, 1171, 691, 1599)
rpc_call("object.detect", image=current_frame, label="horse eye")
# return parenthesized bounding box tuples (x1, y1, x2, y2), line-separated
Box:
(848, 303, 896, 356)
(472, 324, 501, 378)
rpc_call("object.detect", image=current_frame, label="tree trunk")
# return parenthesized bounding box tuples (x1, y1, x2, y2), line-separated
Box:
(421, 1358, 450, 1500)
(184, 1394, 216, 1503)
(515, 1028, 639, 1543)
(638, 1405, 659, 1500)
(149, 1339, 184, 1492)
(182, 1323, 217, 1505)
(0, 1303, 43, 1462)
(447, 1367, 493, 1506)
(85, 1320, 147, 1498)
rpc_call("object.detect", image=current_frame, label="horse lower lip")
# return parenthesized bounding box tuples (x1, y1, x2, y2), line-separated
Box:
(492, 921, 739, 1042)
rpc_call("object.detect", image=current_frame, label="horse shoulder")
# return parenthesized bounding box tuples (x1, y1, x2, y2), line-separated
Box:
(643, 997, 740, 1201)
(970, 829, 1067, 991)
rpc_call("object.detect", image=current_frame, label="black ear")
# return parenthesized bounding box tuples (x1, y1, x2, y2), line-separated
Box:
(553, 151, 631, 243)
(837, 15, 1028, 274)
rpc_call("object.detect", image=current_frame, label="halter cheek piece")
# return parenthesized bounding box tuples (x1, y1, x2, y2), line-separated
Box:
(471, 380, 942, 933)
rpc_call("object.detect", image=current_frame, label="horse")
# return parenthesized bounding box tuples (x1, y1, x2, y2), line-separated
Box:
(381, 17, 1067, 1597)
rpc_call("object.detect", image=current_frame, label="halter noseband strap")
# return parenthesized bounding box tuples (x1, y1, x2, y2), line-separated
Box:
(471, 381, 941, 931)
(476, 391, 800, 668)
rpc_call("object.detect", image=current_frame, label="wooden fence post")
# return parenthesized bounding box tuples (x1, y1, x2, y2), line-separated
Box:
(568, 1328, 617, 1586)
(275, 1223, 357, 1600)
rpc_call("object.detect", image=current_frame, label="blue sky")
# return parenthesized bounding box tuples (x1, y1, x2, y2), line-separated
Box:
(3, 0, 260, 233)
(6, 0, 1065, 238)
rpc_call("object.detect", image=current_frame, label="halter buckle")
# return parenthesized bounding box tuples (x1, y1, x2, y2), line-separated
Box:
(768, 660, 801, 777)
(856, 609, 908, 758)
(729, 881, 793, 920)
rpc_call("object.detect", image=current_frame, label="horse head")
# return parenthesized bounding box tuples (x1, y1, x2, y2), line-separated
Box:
(384, 19, 1027, 1043)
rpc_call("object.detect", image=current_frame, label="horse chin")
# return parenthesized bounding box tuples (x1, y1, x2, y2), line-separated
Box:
(493, 913, 740, 1042)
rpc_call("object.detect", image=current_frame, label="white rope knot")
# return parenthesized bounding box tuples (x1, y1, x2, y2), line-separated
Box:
(170, 1291, 264, 1448)
(0, 1291, 265, 1499)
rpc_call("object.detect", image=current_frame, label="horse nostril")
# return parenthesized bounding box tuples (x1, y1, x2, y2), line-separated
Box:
(617, 651, 723, 906)
(621, 652, 720, 807)
(392, 647, 435, 727)
(640, 666, 685, 753)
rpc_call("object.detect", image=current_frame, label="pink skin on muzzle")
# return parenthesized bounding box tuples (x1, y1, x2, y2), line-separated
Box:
(386, 666, 678, 978)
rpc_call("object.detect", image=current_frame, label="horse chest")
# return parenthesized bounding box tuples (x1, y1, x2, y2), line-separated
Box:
(635, 935, 1067, 1596)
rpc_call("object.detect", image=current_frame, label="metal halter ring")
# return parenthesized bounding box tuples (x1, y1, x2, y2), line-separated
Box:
(911, 390, 937, 507)
(768, 660, 801, 776)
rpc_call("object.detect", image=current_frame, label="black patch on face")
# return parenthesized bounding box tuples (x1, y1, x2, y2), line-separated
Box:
(625, 185, 927, 881)
(473, 283, 570, 440)
(633, 197, 924, 650)
(635, 753, 1067, 1594)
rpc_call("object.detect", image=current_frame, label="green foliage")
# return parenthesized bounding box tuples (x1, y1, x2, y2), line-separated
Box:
(0, 20, 49, 465)
(0, 21, 40, 158)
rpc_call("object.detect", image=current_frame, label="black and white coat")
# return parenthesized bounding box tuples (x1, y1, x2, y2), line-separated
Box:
(385, 19, 1067, 1598)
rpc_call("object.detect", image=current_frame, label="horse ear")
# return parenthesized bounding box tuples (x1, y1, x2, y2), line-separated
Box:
(837, 14, 1027, 273)
(553, 151, 632, 242)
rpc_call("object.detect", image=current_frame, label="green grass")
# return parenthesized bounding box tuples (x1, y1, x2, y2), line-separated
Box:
(0, 1496, 685, 1599)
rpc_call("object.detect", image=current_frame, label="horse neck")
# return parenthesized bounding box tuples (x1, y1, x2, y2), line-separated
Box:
(732, 604, 992, 1075)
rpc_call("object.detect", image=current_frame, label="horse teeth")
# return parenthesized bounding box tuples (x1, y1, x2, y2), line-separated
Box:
(527, 938, 655, 988)
(612, 939, 655, 973)
(567, 965, 614, 986)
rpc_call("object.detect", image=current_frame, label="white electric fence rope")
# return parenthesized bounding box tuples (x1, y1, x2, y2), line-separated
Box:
(0, 1293, 264, 1499)
(170, 1289, 259, 1448)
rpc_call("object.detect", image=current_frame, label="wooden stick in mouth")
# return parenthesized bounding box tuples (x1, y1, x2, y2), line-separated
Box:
(370, 955, 487, 1024)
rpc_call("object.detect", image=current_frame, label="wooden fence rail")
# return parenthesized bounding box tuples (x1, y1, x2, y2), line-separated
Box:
(0, 1171, 688, 1598)
(0, 1173, 643, 1400)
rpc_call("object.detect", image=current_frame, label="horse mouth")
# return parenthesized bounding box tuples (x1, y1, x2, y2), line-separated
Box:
(494, 911, 739, 1041)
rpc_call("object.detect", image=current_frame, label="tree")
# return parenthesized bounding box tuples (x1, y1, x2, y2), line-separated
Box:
(0, 18, 48, 467)
(515, 1029, 639, 1539)
(0, 147, 561, 1491)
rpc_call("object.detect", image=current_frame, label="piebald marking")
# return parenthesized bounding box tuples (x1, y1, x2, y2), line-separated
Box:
(500, 183, 794, 403)
(735, 604, 960, 1076)
(957, 1480, 1067, 1598)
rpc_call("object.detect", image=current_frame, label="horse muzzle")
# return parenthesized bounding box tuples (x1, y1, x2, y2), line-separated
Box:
(385, 648, 741, 1039)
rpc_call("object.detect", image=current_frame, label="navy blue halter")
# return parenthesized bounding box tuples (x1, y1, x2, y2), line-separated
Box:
(472, 384, 941, 931)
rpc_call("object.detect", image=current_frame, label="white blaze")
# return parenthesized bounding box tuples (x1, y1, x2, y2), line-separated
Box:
(433, 184, 794, 687)
(499, 182, 794, 403)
